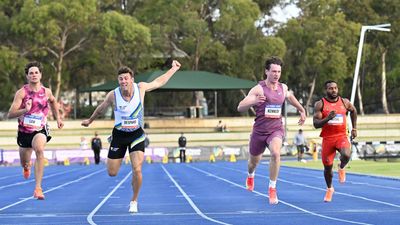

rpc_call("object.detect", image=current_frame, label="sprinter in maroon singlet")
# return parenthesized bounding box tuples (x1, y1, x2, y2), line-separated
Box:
(8, 61, 63, 200)
(238, 57, 306, 205)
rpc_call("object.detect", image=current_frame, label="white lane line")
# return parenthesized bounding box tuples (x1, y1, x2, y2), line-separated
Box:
(217, 164, 400, 208)
(161, 165, 231, 225)
(280, 166, 400, 191)
(87, 171, 131, 225)
(0, 168, 82, 190)
(188, 165, 373, 225)
(0, 168, 106, 212)
(0, 174, 22, 180)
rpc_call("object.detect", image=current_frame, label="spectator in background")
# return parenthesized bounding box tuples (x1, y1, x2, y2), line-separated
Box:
(294, 129, 307, 162)
(216, 120, 227, 132)
(178, 133, 187, 163)
(80, 136, 89, 150)
(91, 131, 102, 165)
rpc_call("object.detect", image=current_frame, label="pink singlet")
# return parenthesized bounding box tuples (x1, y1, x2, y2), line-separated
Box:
(18, 84, 49, 133)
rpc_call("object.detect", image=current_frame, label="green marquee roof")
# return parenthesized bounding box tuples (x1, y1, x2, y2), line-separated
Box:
(81, 70, 256, 92)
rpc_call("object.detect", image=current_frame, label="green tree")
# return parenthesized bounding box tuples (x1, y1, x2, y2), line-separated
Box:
(278, 1, 359, 114)
(0, 46, 27, 111)
(11, 0, 97, 101)
(97, 11, 151, 69)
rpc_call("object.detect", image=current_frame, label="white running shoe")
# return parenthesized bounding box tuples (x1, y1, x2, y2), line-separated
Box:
(129, 201, 138, 213)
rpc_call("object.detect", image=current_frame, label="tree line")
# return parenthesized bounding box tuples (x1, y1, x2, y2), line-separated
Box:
(0, 0, 399, 117)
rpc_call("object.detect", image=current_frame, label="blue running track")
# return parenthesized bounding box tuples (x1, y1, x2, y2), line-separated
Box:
(0, 160, 399, 225)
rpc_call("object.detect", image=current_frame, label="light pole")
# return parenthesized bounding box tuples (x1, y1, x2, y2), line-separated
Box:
(349, 24, 390, 127)
(349, 23, 390, 159)
(349, 23, 391, 108)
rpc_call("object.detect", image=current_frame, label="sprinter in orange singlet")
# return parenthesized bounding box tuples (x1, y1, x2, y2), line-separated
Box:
(313, 80, 357, 202)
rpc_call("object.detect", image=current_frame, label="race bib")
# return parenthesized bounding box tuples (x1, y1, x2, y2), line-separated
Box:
(121, 116, 139, 129)
(23, 114, 43, 129)
(328, 114, 344, 125)
(265, 104, 282, 118)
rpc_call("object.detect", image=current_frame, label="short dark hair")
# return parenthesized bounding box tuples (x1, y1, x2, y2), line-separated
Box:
(25, 61, 43, 75)
(324, 80, 337, 89)
(117, 66, 133, 77)
(265, 56, 283, 70)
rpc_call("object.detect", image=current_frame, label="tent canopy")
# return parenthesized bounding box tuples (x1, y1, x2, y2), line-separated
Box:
(80, 70, 256, 92)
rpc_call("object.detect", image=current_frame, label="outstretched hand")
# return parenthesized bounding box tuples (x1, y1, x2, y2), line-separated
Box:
(298, 112, 306, 125)
(57, 119, 64, 129)
(171, 60, 181, 71)
(81, 119, 91, 127)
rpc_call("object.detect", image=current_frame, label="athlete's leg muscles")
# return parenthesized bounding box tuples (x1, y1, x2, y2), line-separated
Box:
(19, 147, 33, 168)
(248, 154, 262, 174)
(268, 137, 283, 181)
(107, 158, 123, 176)
(31, 133, 47, 188)
(129, 151, 144, 202)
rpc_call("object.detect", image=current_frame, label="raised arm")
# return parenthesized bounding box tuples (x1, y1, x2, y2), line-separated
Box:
(237, 85, 265, 112)
(81, 91, 114, 127)
(7, 89, 28, 119)
(139, 60, 181, 93)
(46, 88, 64, 129)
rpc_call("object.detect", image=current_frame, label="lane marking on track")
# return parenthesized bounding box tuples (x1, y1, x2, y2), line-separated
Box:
(0, 168, 106, 212)
(87, 171, 131, 225)
(161, 165, 231, 225)
(217, 164, 400, 208)
(0, 173, 23, 180)
(279, 165, 400, 190)
(188, 165, 373, 225)
(2, 208, 399, 219)
(0, 168, 82, 190)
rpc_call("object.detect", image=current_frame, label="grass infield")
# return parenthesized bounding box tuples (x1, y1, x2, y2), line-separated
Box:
(282, 159, 400, 178)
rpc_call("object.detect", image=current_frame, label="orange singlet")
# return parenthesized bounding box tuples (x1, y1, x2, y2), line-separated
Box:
(320, 97, 350, 166)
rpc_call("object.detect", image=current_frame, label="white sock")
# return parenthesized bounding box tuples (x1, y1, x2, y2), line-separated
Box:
(248, 172, 255, 178)
(269, 180, 276, 188)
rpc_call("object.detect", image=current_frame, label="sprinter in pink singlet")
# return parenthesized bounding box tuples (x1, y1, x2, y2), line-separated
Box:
(237, 57, 306, 205)
(8, 61, 64, 200)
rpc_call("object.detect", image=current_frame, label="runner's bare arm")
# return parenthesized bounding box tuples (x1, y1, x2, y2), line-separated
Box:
(343, 98, 358, 139)
(47, 88, 64, 129)
(139, 60, 181, 93)
(313, 100, 335, 128)
(81, 91, 114, 127)
(7, 89, 28, 119)
(237, 85, 265, 112)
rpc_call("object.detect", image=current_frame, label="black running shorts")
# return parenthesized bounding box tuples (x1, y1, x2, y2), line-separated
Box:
(108, 127, 145, 159)
(17, 126, 51, 148)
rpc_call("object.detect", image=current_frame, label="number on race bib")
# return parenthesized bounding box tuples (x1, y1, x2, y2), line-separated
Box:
(328, 114, 344, 125)
(265, 104, 282, 118)
(23, 114, 43, 129)
(121, 116, 139, 129)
